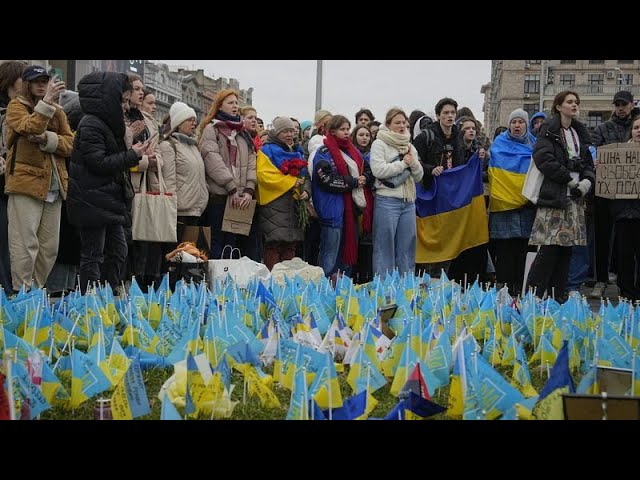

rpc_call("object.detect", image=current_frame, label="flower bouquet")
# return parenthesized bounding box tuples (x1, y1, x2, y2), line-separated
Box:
(280, 157, 310, 230)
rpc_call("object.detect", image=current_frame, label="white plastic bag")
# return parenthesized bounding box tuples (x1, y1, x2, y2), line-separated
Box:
(208, 246, 271, 289)
(521, 157, 544, 204)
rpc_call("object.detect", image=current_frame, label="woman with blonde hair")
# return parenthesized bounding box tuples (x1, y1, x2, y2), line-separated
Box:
(240, 105, 263, 151)
(198, 89, 258, 260)
(4, 66, 73, 291)
(369, 107, 423, 277)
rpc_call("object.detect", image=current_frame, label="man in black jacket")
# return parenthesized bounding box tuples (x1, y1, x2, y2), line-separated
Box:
(414, 98, 481, 280)
(590, 90, 640, 298)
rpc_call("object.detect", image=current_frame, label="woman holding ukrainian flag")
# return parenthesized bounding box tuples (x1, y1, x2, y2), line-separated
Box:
(488, 108, 537, 295)
(256, 116, 312, 270)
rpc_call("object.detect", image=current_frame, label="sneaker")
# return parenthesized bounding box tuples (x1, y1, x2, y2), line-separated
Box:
(589, 282, 606, 299)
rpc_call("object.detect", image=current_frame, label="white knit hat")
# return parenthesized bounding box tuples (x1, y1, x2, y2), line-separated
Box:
(170, 102, 197, 130)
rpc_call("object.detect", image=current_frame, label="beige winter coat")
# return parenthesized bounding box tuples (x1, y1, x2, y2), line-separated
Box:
(199, 122, 256, 198)
(160, 133, 208, 217)
(4, 97, 73, 200)
(130, 111, 163, 193)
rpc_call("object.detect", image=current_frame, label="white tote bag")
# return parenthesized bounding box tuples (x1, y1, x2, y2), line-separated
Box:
(521, 250, 538, 298)
(521, 156, 544, 204)
(131, 165, 177, 243)
(208, 246, 271, 289)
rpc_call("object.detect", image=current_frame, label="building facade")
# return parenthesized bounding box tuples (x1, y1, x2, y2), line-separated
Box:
(168, 66, 253, 121)
(143, 62, 183, 123)
(1, 60, 253, 126)
(483, 60, 640, 136)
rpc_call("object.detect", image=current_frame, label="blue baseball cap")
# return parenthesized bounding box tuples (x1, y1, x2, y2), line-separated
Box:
(22, 65, 50, 82)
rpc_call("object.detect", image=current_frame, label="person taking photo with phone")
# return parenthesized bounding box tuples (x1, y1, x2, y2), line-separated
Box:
(4, 65, 74, 292)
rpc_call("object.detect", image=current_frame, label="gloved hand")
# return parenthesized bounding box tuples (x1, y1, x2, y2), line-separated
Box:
(570, 179, 591, 199)
(567, 178, 579, 189)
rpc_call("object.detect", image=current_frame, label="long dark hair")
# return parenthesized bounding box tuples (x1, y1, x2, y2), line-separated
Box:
(551, 90, 580, 116)
(351, 124, 372, 153)
(0, 61, 26, 103)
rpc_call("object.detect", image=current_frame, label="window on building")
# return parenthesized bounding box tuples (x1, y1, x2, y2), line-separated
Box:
(560, 60, 576, 64)
(618, 60, 634, 64)
(526, 60, 541, 65)
(586, 113, 603, 129)
(619, 74, 633, 85)
(560, 74, 575, 86)
(589, 60, 605, 64)
(588, 74, 604, 85)
(524, 75, 540, 94)
(523, 103, 538, 118)
(587, 74, 604, 93)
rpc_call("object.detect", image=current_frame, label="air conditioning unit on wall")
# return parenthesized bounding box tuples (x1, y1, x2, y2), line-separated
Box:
(523, 93, 530, 98)
(607, 71, 615, 79)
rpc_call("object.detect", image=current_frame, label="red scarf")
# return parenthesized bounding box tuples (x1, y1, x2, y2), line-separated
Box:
(253, 132, 263, 150)
(215, 119, 246, 167)
(323, 134, 372, 265)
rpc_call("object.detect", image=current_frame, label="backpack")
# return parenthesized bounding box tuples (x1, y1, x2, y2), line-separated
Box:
(412, 115, 434, 147)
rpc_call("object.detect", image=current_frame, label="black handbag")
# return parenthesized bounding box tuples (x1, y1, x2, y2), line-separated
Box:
(167, 262, 207, 289)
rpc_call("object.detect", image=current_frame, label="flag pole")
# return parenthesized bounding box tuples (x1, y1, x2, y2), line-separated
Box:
(4, 350, 15, 420)
(302, 366, 307, 420)
(326, 353, 332, 420)
(632, 351, 636, 397)
(365, 362, 371, 416)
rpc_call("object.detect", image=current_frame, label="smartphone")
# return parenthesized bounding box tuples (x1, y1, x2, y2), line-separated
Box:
(49, 67, 64, 82)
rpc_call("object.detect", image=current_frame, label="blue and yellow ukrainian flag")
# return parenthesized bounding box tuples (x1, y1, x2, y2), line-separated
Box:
(256, 145, 298, 206)
(111, 355, 151, 420)
(415, 153, 488, 263)
(487, 132, 534, 212)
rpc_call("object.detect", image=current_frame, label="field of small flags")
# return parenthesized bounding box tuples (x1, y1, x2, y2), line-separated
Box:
(1, 269, 639, 420)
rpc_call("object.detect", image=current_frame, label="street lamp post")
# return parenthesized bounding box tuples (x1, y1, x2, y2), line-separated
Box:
(315, 60, 323, 112)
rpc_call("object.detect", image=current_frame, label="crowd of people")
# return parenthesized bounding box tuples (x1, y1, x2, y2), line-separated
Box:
(0, 61, 638, 304)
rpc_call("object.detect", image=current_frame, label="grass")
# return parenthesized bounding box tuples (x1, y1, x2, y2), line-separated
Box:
(38, 351, 574, 420)
(28, 336, 552, 419)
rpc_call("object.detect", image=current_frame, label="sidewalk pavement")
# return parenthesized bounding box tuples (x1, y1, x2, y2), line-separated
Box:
(580, 282, 619, 312)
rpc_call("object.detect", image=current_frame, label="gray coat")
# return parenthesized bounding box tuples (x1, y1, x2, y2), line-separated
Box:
(259, 178, 311, 244)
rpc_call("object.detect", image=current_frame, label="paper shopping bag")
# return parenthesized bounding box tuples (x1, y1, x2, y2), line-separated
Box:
(221, 196, 256, 236)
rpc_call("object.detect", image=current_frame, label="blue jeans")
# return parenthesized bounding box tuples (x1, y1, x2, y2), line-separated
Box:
(319, 225, 342, 277)
(372, 195, 416, 278)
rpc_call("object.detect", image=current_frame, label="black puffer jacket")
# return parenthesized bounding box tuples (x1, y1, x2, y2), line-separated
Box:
(533, 115, 595, 209)
(67, 72, 140, 227)
(592, 108, 640, 146)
